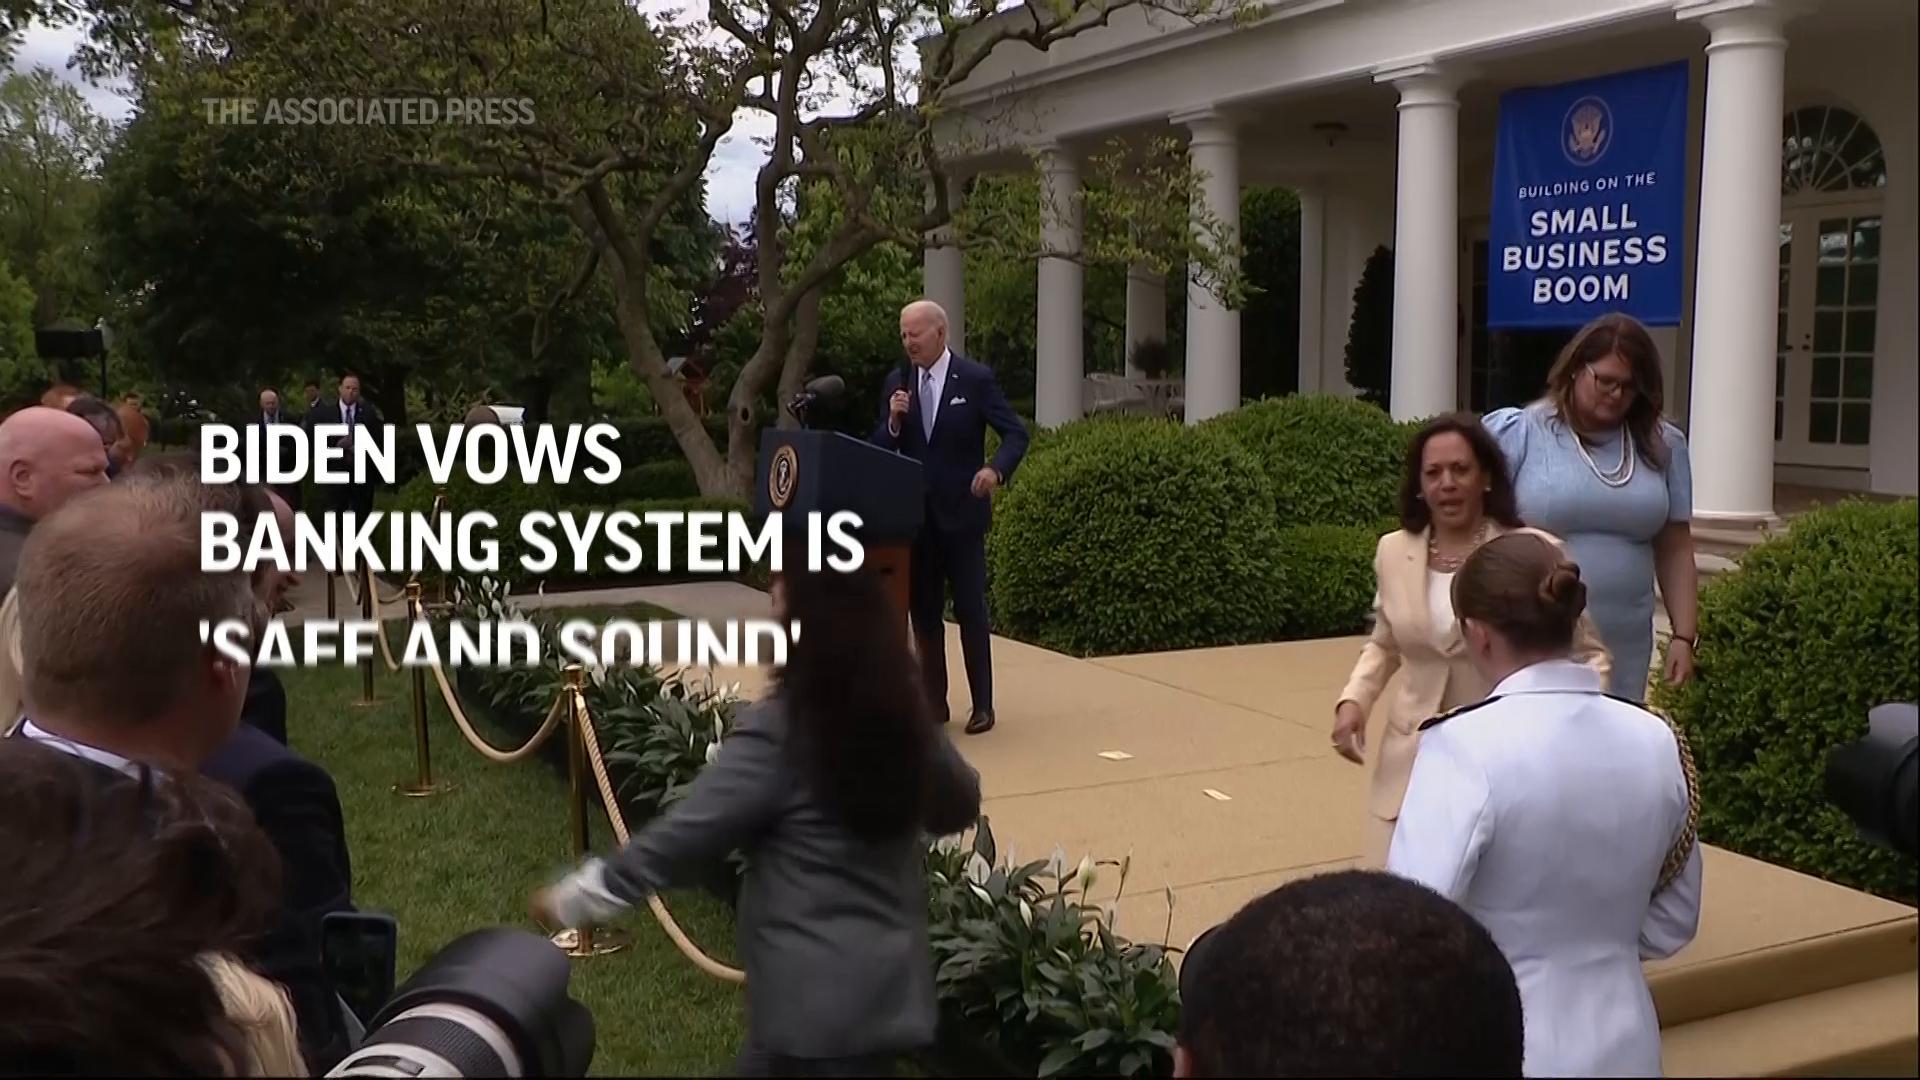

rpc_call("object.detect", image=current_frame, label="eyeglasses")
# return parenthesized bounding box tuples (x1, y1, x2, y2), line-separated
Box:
(1584, 364, 1636, 398)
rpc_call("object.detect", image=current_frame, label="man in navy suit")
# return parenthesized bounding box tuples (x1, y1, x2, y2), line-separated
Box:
(871, 300, 1028, 735)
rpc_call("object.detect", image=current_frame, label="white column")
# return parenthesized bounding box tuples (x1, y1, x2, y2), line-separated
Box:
(923, 181, 967, 355)
(1297, 185, 1326, 394)
(1375, 62, 1461, 421)
(1036, 145, 1084, 428)
(1125, 265, 1166, 377)
(1678, 1, 1792, 522)
(1177, 108, 1242, 422)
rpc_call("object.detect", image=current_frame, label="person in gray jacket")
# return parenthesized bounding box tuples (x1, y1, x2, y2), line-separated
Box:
(533, 566, 983, 1076)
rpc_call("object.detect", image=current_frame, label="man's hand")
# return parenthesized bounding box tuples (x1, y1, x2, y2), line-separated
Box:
(971, 466, 1001, 498)
(889, 389, 910, 423)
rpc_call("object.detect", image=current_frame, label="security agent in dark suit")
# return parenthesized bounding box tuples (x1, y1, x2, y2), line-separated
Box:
(534, 568, 983, 1076)
(303, 373, 382, 523)
(256, 387, 302, 512)
(871, 299, 1029, 735)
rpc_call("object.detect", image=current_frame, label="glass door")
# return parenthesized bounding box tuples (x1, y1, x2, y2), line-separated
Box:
(1777, 204, 1879, 469)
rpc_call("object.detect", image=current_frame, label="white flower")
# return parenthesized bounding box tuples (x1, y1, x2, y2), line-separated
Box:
(1076, 854, 1098, 895)
(1047, 845, 1068, 878)
(968, 883, 991, 905)
(965, 852, 992, 887)
(1018, 899, 1033, 928)
(704, 742, 719, 765)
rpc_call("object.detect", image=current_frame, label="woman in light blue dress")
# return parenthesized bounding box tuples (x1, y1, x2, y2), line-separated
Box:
(1483, 313, 1700, 701)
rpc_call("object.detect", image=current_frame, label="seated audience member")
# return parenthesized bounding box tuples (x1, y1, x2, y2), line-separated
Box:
(0, 408, 126, 731)
(63, 394, 127, 477)
(0, 738, 306, 1075)
(1175, 869, 1524, 1078)
(115, 400, 151, 470)
(11, 472, 354, 1068)
(192, 480, 355, 1069)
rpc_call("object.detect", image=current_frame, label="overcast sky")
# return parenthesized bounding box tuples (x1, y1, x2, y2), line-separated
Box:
(7, 19, 772, 223)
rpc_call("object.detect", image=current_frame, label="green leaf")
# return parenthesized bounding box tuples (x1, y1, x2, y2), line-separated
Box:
(1037, 1043, 1083, 1078)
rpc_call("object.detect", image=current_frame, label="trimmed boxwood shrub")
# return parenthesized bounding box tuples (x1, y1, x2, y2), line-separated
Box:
(986, 419, 1285, 656)
(1271, 522, 1392, 640)
(1204, 394, 1413, 528)
(1652, 499, 1918, 902)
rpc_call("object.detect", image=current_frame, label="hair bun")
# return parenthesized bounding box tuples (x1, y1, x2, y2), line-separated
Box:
(1537, 561, 1586, 617)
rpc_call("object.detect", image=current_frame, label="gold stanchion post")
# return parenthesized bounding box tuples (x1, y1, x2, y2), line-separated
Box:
(551, 663, 629, 959)
(395, 583, 454, 798)
(434, 488, 449, 610)
(354, 566, 376, 706)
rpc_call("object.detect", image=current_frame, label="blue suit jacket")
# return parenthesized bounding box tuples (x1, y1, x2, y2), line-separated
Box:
(201, 723, 355, 1070)
(869, 353, 1029, 536)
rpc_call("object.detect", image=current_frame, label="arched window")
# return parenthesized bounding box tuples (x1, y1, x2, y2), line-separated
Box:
(1781, 106, 1887, 196)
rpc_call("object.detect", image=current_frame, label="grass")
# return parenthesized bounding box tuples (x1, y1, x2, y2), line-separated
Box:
(283, 604, 749, 1076)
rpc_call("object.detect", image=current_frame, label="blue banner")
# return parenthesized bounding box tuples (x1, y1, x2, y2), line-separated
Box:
(1487, 60, 1690, 328)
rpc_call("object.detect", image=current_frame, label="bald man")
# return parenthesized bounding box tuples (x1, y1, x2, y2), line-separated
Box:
(0, 407, 112, 595)
(871, 299, 1029, 735)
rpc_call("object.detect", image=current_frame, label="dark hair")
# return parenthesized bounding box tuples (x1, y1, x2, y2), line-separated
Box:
(1544, 312, 1671, 471)
(65, 394, 125, 445)
(1453, 532, 1587, 653)
(1178, 869, 1523, 1077)
(771, 568, 933, 842)
(0, 739, 284, 1074)
(1398, 413, 1523, 534)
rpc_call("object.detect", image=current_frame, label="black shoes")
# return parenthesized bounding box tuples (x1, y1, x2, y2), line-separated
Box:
(965, 709, 995, 735)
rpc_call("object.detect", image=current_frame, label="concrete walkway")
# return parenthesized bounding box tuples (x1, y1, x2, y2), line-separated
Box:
(639, 583, 1916, 1077)
(288, 575, 1915, 1072)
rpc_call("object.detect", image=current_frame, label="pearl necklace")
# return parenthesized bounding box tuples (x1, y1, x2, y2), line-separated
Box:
(1428, 520, 1490, 573)
(1575, 425, 1636, 488)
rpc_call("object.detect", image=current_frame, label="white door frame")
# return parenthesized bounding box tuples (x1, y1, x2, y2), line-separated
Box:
(1776, 192, 1883, 472)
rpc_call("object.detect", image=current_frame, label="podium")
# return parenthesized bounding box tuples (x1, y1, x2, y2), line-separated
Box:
(753, 428, 925, 624)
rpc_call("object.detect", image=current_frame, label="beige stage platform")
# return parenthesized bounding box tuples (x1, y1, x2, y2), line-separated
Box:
(675, 615, 1917, 1077)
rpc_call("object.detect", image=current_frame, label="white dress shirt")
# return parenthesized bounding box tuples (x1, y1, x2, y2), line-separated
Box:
(17, 718, 145, 778)
(1387, 658, 1703, 1078)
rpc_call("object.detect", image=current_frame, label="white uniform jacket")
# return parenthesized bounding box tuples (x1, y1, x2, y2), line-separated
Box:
(1386, 659, 1704, 1078)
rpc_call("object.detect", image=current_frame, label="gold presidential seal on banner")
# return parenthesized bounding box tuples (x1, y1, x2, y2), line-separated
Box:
(1564, 94, 1612, 166)
(768, 444, 799, 509)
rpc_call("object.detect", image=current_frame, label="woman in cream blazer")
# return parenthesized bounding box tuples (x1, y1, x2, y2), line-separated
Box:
(1334, 415, 1610, 866)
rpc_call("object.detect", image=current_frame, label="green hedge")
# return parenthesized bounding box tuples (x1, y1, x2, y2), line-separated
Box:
(1204, 394, 1414, 528)
(1272, 523, 1389, 640)
(1652, 499, 1919, 902)
(986, 419, 1284, 656)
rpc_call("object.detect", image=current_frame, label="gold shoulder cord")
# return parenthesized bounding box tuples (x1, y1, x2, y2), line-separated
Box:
(1652, 706, 1701, 893)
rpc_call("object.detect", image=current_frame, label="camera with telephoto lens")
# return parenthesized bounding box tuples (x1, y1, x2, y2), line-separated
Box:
(1823, 702, 1918, 860)
(325, 927, 595, 1077)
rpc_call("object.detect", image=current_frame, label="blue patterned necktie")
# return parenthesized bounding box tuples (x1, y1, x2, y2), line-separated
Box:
(921, 370, 937, 440)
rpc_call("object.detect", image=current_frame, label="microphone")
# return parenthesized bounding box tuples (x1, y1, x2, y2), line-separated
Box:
(785, 374, 846, 425)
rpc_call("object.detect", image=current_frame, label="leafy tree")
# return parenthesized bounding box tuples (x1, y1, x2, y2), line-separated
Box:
(93, 31, 719, 427)
(1240, 185, 1299, 400)
(0, 66, 113, 331)
(0, 253, 43, 405)
(1344, 244, 1393, 408)
(138, 0, 1252, 497)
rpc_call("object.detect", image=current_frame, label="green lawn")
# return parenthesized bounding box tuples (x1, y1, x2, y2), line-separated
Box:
(282, 610, 748, 1076)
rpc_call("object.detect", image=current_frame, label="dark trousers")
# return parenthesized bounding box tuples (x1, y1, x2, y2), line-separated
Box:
(734, 1044, 895, 1077)
(909, 524, 992, 716)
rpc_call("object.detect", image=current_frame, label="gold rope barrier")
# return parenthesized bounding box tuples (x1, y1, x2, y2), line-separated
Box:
(414, 598, 569, 765)
(569, 669, 746, 983)
(396, 582, 455, 798)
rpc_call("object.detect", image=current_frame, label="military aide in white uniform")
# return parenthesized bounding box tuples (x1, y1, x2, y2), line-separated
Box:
(1388, 532, 1703, 1078)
